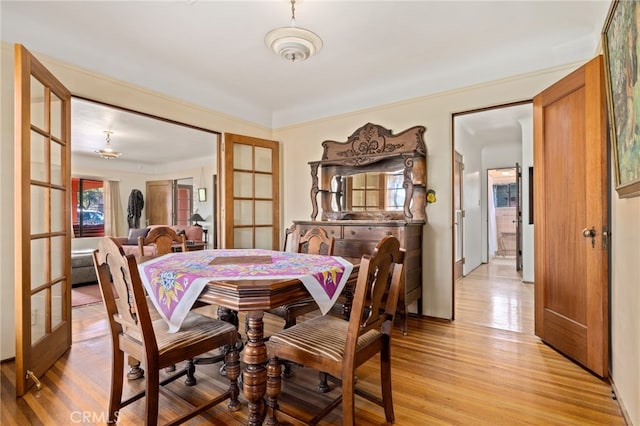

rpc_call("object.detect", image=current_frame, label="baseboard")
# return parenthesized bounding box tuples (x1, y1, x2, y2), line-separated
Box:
(610, 376, 632, 425)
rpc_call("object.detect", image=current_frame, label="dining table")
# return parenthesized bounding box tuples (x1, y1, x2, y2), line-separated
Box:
(137, 248, 358, 426)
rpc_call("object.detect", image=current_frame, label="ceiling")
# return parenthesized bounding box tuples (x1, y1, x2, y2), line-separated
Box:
(456, 103, 533, 147)
(70, 98, 218, 173)
(1, 1, 611, 167)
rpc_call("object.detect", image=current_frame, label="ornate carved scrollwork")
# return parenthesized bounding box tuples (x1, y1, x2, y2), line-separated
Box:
(321, 122, 426, 166)
(310, 163, 320, 220)
(309, 122, 427, 223)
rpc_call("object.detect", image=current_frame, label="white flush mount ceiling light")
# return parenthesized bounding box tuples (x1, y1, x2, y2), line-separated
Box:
(96, 130, 122, 160)
(265, 0, 322, 62)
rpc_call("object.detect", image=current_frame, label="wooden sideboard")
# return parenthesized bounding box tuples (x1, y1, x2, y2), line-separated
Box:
(293, 219, 422, 334)
(288, 121, 428, 333)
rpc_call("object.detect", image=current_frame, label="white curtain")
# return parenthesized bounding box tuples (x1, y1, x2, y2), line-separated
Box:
(487, 175, 498, 258)
(104, 180, 125, 237)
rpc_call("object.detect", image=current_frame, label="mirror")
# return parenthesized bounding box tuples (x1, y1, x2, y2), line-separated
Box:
(329, 170, 405, 212)
(310, 123, 427, 222)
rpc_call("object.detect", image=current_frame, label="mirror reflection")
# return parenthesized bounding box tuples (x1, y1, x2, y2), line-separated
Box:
(329, 170, 405, 212)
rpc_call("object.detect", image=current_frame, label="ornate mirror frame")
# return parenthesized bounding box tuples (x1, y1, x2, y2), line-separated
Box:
(309, 122, 427, 222)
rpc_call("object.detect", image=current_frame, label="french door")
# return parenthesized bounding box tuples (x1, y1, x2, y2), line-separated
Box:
(220, 133, 280, 249)
(14, 44, 72, 395)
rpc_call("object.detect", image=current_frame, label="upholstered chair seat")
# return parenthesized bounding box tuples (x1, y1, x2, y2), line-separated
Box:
(269, 315, 381, 363)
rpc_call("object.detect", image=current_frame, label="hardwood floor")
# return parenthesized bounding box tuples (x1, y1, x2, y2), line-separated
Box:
(1, 277, 624, 425)
(455, 257, 534, 334)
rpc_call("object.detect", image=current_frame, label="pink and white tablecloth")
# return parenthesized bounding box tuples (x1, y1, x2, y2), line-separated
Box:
(138, 249, 353, 333)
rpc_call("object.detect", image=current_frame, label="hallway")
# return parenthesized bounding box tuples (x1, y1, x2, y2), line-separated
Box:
(455, 257, 533, 334)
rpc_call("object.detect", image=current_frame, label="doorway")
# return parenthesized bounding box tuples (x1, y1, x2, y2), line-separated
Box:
(452, 102, 533, 333)
(69, 98, 219, 320)
(487, 167, 518, 263)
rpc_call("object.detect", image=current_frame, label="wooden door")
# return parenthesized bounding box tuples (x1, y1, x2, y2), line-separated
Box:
(516, 162, 523, 271)
(533, 55, 608, 377)
(220, 133, 279, 249)
(175, 184, 193, 226)
(145, 180, 173, 225)
(453, 151, 464, 280)
(14, 44, 72, 395)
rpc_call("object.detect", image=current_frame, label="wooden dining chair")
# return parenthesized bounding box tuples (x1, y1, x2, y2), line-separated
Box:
(93, 237, 241, 425)
(128, 226, 187, 380)
(268, 226, 335, 329)
(265, 236, 405, 426)
(138, 225, 186, 256)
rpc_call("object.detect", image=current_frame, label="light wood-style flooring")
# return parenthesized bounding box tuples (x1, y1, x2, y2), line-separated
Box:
(455, 257, 534, 334)
(1, 261, 624, 425)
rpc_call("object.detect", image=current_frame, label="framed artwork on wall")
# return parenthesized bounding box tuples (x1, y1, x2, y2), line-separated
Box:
(603, 0, 640, 197)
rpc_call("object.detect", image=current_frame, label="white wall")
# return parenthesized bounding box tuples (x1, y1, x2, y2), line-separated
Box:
(611, 189, 640, 425)
(520, 117, 535, 282)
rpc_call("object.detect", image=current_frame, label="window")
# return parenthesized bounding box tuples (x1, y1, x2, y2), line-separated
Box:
(493, 183, 517, 207)
(72, 178, 104, 237)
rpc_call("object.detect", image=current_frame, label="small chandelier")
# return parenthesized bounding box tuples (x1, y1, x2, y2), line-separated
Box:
(265, 0, 322, 62)
(95, 130, 122, 160)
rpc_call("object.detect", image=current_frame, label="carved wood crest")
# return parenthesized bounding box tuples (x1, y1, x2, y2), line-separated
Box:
(321, 122, 426, 166)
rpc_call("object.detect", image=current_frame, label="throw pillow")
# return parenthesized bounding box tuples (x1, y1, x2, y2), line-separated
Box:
(127, 227, 149, 245)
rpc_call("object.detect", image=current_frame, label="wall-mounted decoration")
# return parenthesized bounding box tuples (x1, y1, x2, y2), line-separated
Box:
(603, 0, 640, 197)
(198, 187, 207, 202)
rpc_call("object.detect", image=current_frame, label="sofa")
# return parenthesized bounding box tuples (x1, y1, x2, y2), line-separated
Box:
(115, 225, 205, 258)
(71, 249, 98, 287)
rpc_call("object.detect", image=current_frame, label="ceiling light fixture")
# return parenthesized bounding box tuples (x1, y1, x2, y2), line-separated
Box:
(96, 130, 122, 160)
(265, 0, 322, 62)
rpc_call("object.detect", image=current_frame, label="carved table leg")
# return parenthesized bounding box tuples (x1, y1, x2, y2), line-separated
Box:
(244, 310, 267, 426)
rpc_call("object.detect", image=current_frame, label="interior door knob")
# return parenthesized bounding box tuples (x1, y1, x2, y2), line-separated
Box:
(582, 227, 596, 238)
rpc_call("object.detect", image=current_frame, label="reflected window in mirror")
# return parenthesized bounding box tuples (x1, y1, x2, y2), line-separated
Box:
(385, 172, 405, 210)
(337, 171, 405, 212)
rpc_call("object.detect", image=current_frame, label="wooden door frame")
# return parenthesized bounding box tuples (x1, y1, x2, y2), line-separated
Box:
(451, 101, 531, 321)
(516, 162, 523, 271)
(453, 151, 464, 282)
